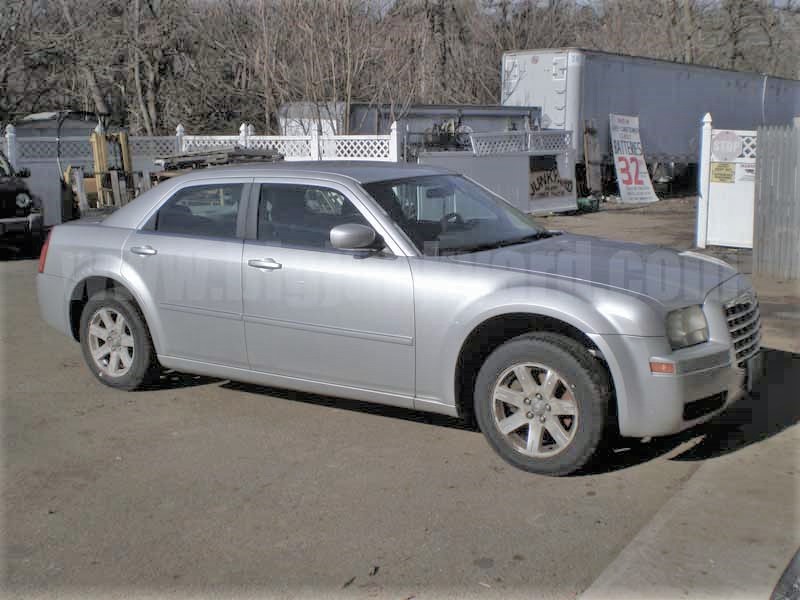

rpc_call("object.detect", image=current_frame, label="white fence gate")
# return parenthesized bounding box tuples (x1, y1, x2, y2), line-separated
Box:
(696, 113, 758, 249)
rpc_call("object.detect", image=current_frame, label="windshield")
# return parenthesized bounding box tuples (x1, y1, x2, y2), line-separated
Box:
(363, 175, 549, 255)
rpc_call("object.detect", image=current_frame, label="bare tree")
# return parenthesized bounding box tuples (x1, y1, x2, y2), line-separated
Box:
(2, 0, 797, 133)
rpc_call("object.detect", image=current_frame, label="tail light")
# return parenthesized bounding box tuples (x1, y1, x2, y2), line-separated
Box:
(38, 229, 52, 274)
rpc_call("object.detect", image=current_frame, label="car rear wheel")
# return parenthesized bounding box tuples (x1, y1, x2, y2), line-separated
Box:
(79, 290, 159, 390)
(474, 332, 611, 476)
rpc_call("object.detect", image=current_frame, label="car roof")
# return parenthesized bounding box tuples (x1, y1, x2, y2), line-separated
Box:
(100, 161, 456, 229)
(168, 161, 453, 185)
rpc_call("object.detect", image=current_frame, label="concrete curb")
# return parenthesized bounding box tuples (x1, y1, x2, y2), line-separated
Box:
(581, 426, 799, 600)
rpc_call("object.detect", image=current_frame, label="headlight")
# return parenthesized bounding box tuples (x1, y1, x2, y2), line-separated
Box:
(666, 305, 709, 350)
(15, 193, 31, 208)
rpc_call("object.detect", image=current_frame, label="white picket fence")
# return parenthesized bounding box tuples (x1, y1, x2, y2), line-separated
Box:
(3, 121, 399, 170)
(3, 120, 572, 225)
(469, 130, 572, 156)
(3, 121, 400, 225)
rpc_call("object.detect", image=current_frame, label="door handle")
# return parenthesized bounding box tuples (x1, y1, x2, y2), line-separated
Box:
(131, 245, 157, 256)
(248, 258, 282, 270)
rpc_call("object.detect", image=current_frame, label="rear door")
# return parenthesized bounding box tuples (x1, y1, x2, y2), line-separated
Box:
(121, 179, 250, 367)
(241, 178, 415, 402)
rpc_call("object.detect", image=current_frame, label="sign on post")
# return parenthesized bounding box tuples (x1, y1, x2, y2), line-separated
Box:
(697, 113, 758, 248)
(609, 114, 658, 204)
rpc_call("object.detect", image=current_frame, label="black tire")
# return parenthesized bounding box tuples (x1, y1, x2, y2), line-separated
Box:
(79, 289, 160, 390)
(474, 332, 611, 476)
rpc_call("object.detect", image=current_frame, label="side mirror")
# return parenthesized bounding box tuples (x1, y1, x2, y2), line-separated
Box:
(17, 168, 31, 178)
(330, 223, 379, 251)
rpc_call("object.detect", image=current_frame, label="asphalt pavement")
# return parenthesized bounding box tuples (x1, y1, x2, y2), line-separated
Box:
(2, 200, 798, 599)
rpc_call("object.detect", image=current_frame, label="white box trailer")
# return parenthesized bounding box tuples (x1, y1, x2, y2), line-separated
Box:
(501, 48, 800, 192)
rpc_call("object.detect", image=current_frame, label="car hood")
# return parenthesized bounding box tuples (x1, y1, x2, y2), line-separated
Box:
(448, 233, 738, 307)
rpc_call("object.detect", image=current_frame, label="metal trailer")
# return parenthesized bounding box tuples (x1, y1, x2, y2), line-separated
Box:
(501, 47, 800, 192)
(347, 103, 540, 136)
(279, 102, 541, 139)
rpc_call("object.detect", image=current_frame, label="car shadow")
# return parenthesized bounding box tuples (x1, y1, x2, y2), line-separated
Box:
(670, 348, 799, 461)
(221, 380, 472, 431)
(148, 349, 798, 473)
(137, 369, 221, 391)
(579, 348, 799, 475)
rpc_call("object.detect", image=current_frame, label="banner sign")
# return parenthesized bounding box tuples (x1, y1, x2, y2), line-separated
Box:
(609, 114, 658, 204)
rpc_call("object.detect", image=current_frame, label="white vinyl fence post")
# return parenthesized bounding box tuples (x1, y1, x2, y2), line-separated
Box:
(389, 121, 399, 162)
(247, 123, 255, 148)
(310, 127, 320, 160)
(696, 113, 713, 249)
(239, 123, 248, 148)
(5, 124, 18, 171)
(175, 123, 185, 153)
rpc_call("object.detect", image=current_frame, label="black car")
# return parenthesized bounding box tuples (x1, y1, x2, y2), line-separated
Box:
(0, 150, 42, 253)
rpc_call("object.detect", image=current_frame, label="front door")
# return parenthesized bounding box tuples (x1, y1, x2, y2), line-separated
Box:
(121, 180, 249, 367)
(242, 180, 415, 401)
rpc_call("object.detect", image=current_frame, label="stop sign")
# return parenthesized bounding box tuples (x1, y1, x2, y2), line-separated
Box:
(711, 130, 742, 162)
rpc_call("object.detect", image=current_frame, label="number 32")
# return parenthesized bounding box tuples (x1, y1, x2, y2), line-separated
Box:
(617, 156, 645, 186)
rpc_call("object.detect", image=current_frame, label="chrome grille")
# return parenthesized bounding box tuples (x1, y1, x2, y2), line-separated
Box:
(724, 293, 761, 367)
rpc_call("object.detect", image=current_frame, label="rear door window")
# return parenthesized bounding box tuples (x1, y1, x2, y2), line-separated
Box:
(155, 183, 243, 239)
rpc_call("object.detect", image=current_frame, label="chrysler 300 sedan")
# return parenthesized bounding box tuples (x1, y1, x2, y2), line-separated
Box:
(37, 163, 762, 475)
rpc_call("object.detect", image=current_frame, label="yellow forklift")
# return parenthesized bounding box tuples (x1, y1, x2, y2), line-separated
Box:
(57, 111, 143, 219)
(87, 125, 136, 207)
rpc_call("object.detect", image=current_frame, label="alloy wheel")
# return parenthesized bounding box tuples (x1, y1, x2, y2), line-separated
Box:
(87, 307, 135, 377)
(491, 362, 579, 457)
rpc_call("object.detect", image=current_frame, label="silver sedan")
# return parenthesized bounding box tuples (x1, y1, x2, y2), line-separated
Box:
(37, 163, 762, 475)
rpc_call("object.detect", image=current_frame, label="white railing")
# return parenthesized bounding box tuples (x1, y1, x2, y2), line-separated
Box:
(6, 135, 93, 162)
(179, 121, 398, 162)
(528, 130, 573, 154)
(3, 120, 400, 172)
(469, 131, 529, 155)
(248, 136, 314, 159)
(469, 130, 572, 157)
(129, 135, 180, 157)
(321, 134, 394, 160)
(182, 135, 240, 153)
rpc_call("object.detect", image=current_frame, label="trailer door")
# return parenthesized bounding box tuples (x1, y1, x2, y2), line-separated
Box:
(502, 51, 568, 130)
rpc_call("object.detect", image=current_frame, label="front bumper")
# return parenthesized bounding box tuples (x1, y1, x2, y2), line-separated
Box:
(589, 277, 763, 438)
(0, 213, 42, 237)
(591, 333, 750, 437)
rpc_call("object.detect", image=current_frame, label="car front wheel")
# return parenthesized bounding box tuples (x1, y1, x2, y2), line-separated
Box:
(474, 332, 611, 476)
